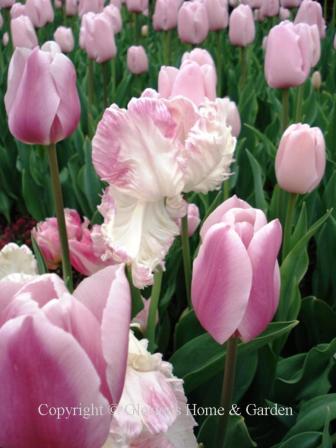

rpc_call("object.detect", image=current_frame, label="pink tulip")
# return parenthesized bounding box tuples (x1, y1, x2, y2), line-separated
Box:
(294, 22, 320, 67)
(153, 0, 180, 31)
(281, 0, 301, 6)
(25, 0, 54, 28)
(10, 16, 38, 49)
(192, 196, 282, 343)
(10, 3, 27, 19)
(182, 47, 215, 67)
(125, 0, 148, 13)
(177, 1, 209, 44)
(54, 26, 75, 53)
(186, 203, 200, 236)
(241, 0, 262, 7)
(2, 32, 9, 46)
(201, 0, 229, 31)
(275, 124, 326, 194)
(0, 12, 3, 29)
(223, 97, 241, 137)
(0, 0, 15, 8)
(65, 0, 78, 16)
(294, 0, 325, 38)
(127, 45, 148, 74)
(103, 4, 122, 33)
(264, 21, 311, 89)
(158, 60, 216, 107)
(260, 0, 280, 17)
(5, 46, 80, 145)
(110, 0, 122, 8)
(279, 7, 290, 20)
(80, 11, 117, 62)
(54, 0, 62, 8)
(229, 4, 255, 47)
(78, 0, 104, 16)
(0, 267, 131, 448)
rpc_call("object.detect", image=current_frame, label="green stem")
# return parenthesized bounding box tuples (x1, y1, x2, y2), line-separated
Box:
(133, 12, 138, 42)
(101, 61, 109, 108)
(87, 58, 94, 136)
(111, 58, 116, 101)
(146, 268, 163, 352)
(216, 31, 223, 97)
(223, 180, 230, 201)
(282, 88, 289, 133)
(163, 31, 171, 66)
(218, 337, 238, 448)
(47, 144, 73, 292)
(126, 265, 143, 316)
(295, 84, 304, 122)
(239, 47, 247, 91)
(282, 193, 297, 260)
(181, 214, 192, 307)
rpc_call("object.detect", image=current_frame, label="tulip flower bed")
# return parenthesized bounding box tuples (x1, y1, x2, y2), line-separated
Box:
(0, 0, 336, 447)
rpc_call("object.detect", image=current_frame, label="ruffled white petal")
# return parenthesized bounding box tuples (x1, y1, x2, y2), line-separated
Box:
(0, 243, 38, 280)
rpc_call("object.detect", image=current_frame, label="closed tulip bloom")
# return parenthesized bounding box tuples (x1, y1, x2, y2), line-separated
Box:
(182, 47, 215, 67)
(265, 21, 311, 88)
(159, 61, 216, 107)
(229, 4, 255, 47)
(80, 12, 117, 63)
(199, 0, 229, 31)
(25, 0, 54, 28)
(192, 196, 282, 344)
(10, 3, 27, 19)
(177, 1, 209, 45)
(78, 0, 104, 16)
(260, 0, 280, 17)
(0, 267, 131, 448)
(2, 32, 9, 46)
(279, 7, 290, 20)
(311, 70, 321, 90)
(281, 0, 301, 6)
(65, 0, 78, 16)
(54, 26, 75, 53)
(275, 124, 326, 194)
(0, 0, 15, 7)
(103, 4, 122, 33)
(294, 22, 320, 67)
(10, 16, 38, 49)
(153, 0, 180, 31)
(223, 97, 241, 137)
(295, 0, 325, 38)
(5, 46, 80, 145)
(127, 45, 148, 74)
(187, 203, 200, 236)
(126, 0, 148, 13)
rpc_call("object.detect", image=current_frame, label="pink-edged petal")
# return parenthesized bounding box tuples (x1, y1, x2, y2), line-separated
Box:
(7, 48, 60, 145)
(200, 195, 251, 240)
(171, 61, 206, 107)
(16, 273, 68, 307)
(5, 48, 30, 113)
(0, 314, 111, 448)
(192, 223, 253, 344)
(0, 273, 35, 316)
(164, 95, 198, 143)
(0, 293, 40, 327)
(238, 219, 282, 342)
(101, 264, 131, 404)
(43, 293, 111, 401)
(73, 264, 125, 322)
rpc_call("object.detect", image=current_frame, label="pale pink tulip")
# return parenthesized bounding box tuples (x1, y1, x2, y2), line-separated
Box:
(10, 3, 27, 19)
(110, 0, 122, 8)
(294, 22, 320, 67)
(186, 203, 200, 236)
(54, 26, 75, 53)
(106, 331, 198, 447)
(2, 32, 9, 46)
(54, 0, 62, 8)
(177, 1, 209, 44)
(153, 0, 180, 31)
(223, 97, 241, 137)
(200, 0, 228, 30)
(127, 45, 148, 74)
(103, 4, 122, 33)
(281, 0, 301, 6)
(80, 11, 117, 62)
(193, 196, 282, 343)
(0, 267, 131, 448)
(65, 0, 78, 16)
(264, 21, 311, 88)
(241, 0, 262, 6)
(25, 0, 54, 28)
(78, 0, 104, 16)
(0, 12, 3, 29)
(182, 47, 215, 67)
(0, 0, 15, 8)
(279, 7, 290, 20)
(126, 0, 148, 13)
(260, 0, 280, 17)
(10, 16, 38, 49)
(294, 0, 325, 38)
(5, 46, 80, 145)
(275, 124, 326, 194)
(229, 4, 255, 47)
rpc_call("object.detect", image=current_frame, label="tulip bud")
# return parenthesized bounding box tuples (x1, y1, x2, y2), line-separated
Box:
(294, 22, 320, 67)
(10, 16, 38, 49)
(141, 24, 148, 36)
(229, 4, 255, 47)
(279, 7, 290, 20)
(54, 0, 62, 8)
(223, 97, 241, 137)
(311, 70, 321, 90)
(0, 0, 15, 8)
(103, 4, 122, 33)
(200, 0, 229, 31)
(260, 0, 280, 17)
(2, 32, 9, 46)
(153, 0, 181, 31)
(54, 26, 75, 53)
(294, 0, 325, 38)
(177, 1, 209, 45)
(25, 0, 54, 28)
(187, 203, 200, 236)
(5, 47, 81, 145)
(182, 48, 215, 67)
(78, 0, 104, 16)
(80, 12, 117, 63)
(65, 0, 78, 16)
(275, 124, 326, 194)
(264, 21, 311, 89)
(10, 3, 28, 19)
(127, 45, 148, 74)
(126, 0, 148, 13)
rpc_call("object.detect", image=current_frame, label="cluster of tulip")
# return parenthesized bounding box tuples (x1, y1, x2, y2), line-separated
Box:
(0, 0, 335, 447)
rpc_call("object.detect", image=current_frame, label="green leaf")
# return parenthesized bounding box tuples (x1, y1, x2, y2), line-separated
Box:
(245, 148, 268, 212)
(174, 309, 204, 349)
(31, 237, 48, 275)
(276, 432, 322, 448)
